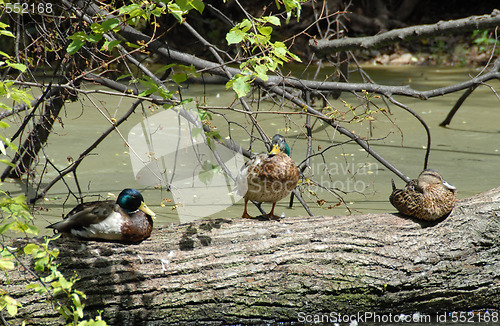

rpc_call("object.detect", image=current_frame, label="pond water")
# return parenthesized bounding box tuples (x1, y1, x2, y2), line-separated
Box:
(1, 65, 499, 235)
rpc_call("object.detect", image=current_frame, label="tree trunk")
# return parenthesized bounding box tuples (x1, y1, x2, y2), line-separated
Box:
(5, 188, 500, 325)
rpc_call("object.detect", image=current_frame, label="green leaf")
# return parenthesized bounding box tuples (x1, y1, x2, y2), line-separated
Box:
(0, 103, 11, 111)
(238, 19, 253, 32)
(0, 159, 15, 168)
(0, 221, 15, 234)
(168, 3, 184, 22)
(226, 29, 244, 45)
(138, 87, 157, 97)
(0, 257, 14, 270)
(262, 16, 280, 26)
(2, 295, 20, 316)
(119, 4, 144, 18)
(67, 31, 87, 41)
(198, 160, 220, 185)
(156, 63, 174, 74)
(86, 34, 103, 43)
(226, 74, 252, 98)
(171, 72, 187, 84)
(101, 18, 120, 32)
(58, 276, 74, 290)
(72, 293, 84, 318)
(90, 23, 104, 34)
(23, 243, 39, 254)
(25, 283, 41, 290)
(0, 50, 11, 59)
(34, 255, 49, 271)
(257, 26, 273, 36)
(67, 39, 85, 55)
(254, 64, 269, 81)
(6, 87, 33, 106)
(125, 42, 141, 49)
(191, 127, 203, 140)
(157, 88, 173, 99)
(101, 40, 121, 52)
(5, 61, 26, 73)
(0, 30, 15, 38)
(191, 0, 205, 13)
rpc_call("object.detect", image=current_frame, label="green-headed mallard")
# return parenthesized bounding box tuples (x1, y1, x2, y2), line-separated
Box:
(48, 188, 156, 243)
(390, 169, 457, 221)
(236, 134, 300, 220)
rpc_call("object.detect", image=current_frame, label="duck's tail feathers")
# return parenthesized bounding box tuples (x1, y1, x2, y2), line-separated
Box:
(391, 178, 396, 191)
(46, 219, 72, 232)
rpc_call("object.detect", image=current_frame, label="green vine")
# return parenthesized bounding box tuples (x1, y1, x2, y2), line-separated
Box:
(0, 21, 107, 325)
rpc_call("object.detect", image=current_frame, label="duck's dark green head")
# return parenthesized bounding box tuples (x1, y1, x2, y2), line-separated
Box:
(117, 189, 156, 218)
(269, 134, 291, 156)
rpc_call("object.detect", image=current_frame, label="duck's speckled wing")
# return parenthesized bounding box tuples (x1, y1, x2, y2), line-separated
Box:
(389, 179, 423, 217)
(48, 200, 116, 232)
(245, 152, 299, 203)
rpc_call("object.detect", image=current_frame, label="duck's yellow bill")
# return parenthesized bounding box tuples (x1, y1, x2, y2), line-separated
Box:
(269, 144, 281, 155)
(139, 201, 156, 218)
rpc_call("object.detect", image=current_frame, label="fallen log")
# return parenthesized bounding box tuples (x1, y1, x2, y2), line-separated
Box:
(5, 187, 500, 325)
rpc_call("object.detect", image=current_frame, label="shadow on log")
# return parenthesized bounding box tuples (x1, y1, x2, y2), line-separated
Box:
(6, 188, 500, 325)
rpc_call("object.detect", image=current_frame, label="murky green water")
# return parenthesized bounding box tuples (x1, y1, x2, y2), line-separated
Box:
(1, 66, 499, 234)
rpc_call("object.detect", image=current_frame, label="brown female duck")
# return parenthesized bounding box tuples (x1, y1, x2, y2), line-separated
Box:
(390, 169, 457, 221)
(236, 134, 299, 220)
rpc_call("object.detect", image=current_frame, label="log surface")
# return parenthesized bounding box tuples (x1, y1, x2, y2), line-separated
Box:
(5, 188, 500, 325)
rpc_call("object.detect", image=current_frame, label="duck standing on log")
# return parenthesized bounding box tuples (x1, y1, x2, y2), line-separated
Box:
(390, 169, 457, 221)
(48, 188, 156, 243)
(236, 134, 299, 220)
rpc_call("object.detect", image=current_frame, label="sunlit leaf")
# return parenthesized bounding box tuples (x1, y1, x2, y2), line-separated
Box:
(226, 74, 252, 98)
(101, 40, 121, 52)
(67, 39, 85, 55)
(0, 159, 15, 168)
(262, 16, 280, 26)
(86, 33, 102, 43)
(168, 3, 184, 22)
(254, 64, 269, 81)
(257, 26, 273, 36)
(23, 243, 39, 255)
(0, 30, 15, 38)
(101, 18, 120, 32)
(119, 4, 144, 18)
(125, 42, 141, 49)
(90, 23, 104, 34)
(0, 257, 14, 270)
(6, 61, 27, 72)
(67, 31, 86, 41)
(226, 29, 244, 45)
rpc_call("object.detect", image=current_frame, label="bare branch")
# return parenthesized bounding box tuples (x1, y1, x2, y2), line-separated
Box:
(310, 10, 500, 54)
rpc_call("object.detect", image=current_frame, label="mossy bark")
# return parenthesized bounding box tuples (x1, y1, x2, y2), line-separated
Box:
(5, 188, 500, 325)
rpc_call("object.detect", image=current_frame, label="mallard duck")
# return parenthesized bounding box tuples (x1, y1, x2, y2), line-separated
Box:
(48, 188, 156, 243)
(389, 169, 457, 221)
(236, 134, 300, 220)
